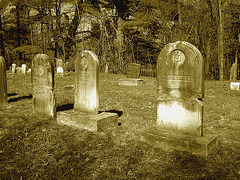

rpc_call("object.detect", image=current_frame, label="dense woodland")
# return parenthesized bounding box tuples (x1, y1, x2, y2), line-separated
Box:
(0, 0, 240, 79)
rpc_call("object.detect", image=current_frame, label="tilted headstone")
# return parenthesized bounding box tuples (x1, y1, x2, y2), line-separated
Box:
(27, 68, 31, 73)
(126, 63, 141, 78)
(0, 56, 7, 105)
(74, 50, 99, 114)
(32, 54, 56, 117)
(12, 64, 16, 74)
(157, 41, 204, 136)
(21, 64, 26, 74)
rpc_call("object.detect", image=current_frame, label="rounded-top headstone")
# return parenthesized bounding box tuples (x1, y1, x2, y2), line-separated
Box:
(74, 50, 99, 115)
(157, 41, 204, 136)
(32, 54, 56, 117)
(0, 56, 7, 105)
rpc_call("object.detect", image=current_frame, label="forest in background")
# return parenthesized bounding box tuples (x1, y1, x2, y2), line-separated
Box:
(0, 0, 239, 80)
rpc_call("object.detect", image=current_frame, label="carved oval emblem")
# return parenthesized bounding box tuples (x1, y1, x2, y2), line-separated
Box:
(170, 50, 185, 68)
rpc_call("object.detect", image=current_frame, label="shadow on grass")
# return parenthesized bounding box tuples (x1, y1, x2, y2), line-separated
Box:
(57, 104, 123, 118)
(57, 103, 74, 112)
(8, 92, 18, 97)
(99, 109, 123, 117)
(8, 94, 32, 103)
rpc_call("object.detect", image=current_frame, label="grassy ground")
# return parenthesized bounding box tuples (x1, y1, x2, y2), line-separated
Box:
(0, 72, 240, 179)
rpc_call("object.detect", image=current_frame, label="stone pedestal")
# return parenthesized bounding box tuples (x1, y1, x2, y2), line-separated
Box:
(141, 127, 217, 156)
(119, 78, 144, 86)
(57, 111, 118, 132)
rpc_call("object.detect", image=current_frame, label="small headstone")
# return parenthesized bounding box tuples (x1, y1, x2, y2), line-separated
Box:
(157, 41, 204, 136)
(74, 50, 99, 114)
(27, 68, 31, 73)
(12, 64, 16, 74)
(21, 64, 26, 74)
(126, 63, 141, 78)
(230, 82, 240, 91)
(0, 56, 7, 105)
(119, 63, 143, 86)
(56, 59, 64, 76)
(32, 54, 56, 117)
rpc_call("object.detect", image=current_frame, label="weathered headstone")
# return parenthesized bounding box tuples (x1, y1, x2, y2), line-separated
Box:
(126, 63, 141, 78)
(57, 50, 118, 132)
(141, 41, 217, 156)
(12, 64, 16, 74)
(56, 59, 64, 76)
(157, 41, 204, 136)
(74, 50, 99, 114)
(119, 63, 144, 86)
(0, 57, 8, 105)
(32, 54, 56, 117)
(21, 64, 26, 74)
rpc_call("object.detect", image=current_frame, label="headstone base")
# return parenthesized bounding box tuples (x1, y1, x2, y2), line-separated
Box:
(119, 78, 144, 86)
(140, 127, 217, 156)
(57, 110, 118, 132)
(230, 82, 240, 91)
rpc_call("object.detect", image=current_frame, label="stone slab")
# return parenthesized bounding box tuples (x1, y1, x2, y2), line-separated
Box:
(57, 110, 118, 132)
(119, 78, 144, 86)
(140, 127, 217, 156)
(230, 82, 240, 91)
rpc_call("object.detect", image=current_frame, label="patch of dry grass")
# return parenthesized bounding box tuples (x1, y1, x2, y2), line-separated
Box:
(0, 72, 239, 179)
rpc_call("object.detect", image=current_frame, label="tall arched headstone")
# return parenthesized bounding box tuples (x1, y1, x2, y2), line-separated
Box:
(157, 41, 204, 136)
(0, 56, 7, 105)
(74, 50, 99, 114)
(32, 54, 56, 117)
(57, 50, 118, 132)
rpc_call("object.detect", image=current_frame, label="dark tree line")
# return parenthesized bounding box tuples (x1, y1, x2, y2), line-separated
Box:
(0, 0, 239, 79)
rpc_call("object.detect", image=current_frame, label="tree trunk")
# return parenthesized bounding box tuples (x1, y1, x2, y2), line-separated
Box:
(218, 0, 224, 80)
(0, 15, 5, 57)
(116, 17, 124, 73)
(205, 38, 211, 78)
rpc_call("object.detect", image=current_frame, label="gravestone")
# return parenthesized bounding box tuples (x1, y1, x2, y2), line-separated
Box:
(157, 41, 204, 136)
(0, 57, 7, 105)
(12, 64, 16, 74)
(141, 41, 217, 156)
(57, 50, 118, 132)
(126, 63, 141, 78)
(74, 50, 99, 114)
(21, 64, 26, 74)
(119, 63, 144, 86)
(32, 54, 56, 117)
(56, 59, 64, 76)
(230, 82, 240, 91)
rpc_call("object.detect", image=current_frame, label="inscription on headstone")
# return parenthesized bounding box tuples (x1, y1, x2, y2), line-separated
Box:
(126, 63, 141, 78)
(0, 56, 7, 105)
(157, 41, 204, 136)
(74, 50, 99, 114)
(32, 54, 56, 117)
